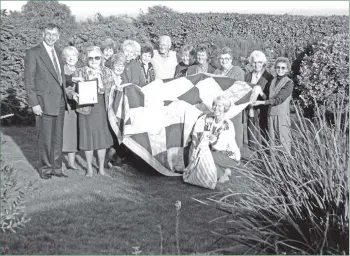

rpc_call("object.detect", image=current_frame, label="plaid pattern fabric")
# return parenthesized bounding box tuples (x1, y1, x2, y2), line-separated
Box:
(108, 73, 259, 176)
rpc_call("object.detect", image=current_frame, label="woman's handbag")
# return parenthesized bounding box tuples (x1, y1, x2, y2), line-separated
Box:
(183, 132, 218, 189)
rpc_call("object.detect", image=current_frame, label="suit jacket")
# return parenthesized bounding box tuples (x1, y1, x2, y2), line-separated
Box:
(121, 59, 146, 87)
(186, 63, 216, 76)
(24, 42, 67, 116)
(245, 70, 274, 119)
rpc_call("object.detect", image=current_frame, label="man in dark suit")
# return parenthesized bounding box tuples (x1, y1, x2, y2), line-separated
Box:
(24, 23, 68, 179)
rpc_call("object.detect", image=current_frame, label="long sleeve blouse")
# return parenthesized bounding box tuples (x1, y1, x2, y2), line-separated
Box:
(194, 114, 241, 161)
(264, 76, 294, 106)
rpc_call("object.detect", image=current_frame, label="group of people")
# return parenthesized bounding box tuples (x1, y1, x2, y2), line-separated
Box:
(24, 23, 294, 183)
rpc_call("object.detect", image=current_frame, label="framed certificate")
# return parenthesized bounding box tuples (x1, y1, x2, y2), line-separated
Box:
(77, 79, 98, 105)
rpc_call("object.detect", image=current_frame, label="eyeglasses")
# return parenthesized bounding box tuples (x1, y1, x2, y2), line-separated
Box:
(276, 66, 286, 70)
(219, 58, 232, 61)
(88, 56, 101, 61)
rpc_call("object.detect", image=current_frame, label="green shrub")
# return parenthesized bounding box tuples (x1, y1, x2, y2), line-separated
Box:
(201, 98, 349, 254)
(1, 162, 31, 233)
(296, 34, 349, 112)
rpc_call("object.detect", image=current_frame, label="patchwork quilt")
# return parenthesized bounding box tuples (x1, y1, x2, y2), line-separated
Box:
(108, 73, 259, 176)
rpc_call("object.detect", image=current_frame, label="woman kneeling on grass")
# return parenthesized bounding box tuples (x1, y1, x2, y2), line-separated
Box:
(252, 57, 294, 153)
(192, 95, 241, 183)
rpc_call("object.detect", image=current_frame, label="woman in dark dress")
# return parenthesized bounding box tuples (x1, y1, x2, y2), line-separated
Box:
(174, 44, 196, 78)
(62, 46, 79, 170)
(245, 50, 274, 149)
(74, 46, 115, 177)
(121, 40, 146, 87)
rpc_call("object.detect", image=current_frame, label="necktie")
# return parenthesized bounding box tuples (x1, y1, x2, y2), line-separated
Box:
(51, 48, 62, 85)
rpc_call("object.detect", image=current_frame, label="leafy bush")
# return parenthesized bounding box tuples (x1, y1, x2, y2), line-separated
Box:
(1, 162, 31, 233)
(296, 34, 349, 112)
(1, 3, 348, 124)
(201, 98, 349, 254)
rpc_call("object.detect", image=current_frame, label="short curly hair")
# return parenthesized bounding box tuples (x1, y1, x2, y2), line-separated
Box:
(110, 52, 126, 67)
(212, 95, 231, 113)
(122, 40, 137, 52)
(141, 45, 154, 58)
(100, 38, 116, 52)
(62, 46, 79, 60)
(249, 50, 268, 66)
(274, 57, 291, 71)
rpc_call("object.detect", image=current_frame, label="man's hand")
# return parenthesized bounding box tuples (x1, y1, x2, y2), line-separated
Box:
(32, 105, 43, 116)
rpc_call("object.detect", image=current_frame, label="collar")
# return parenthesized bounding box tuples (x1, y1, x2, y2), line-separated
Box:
(252, 69, 265, 78)
(43, 41, 55, 52)
(221, 65, 233, 75)
(64, 64, 76, 75)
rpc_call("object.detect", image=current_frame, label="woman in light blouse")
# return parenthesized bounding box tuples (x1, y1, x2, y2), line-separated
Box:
(252, 57, 294, 153)
(192, 95, 241, 183)
(62, 46, 80, 170)
(245, 50, 273, 149)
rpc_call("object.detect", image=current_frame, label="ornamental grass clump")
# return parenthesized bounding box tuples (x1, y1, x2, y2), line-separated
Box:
(1, 162, 31, 233)
(206, 98, 349, 254)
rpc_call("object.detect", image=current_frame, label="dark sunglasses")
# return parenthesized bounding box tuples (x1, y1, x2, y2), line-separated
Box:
(276, 66, 286, 70)
(88, 56, 101, 61)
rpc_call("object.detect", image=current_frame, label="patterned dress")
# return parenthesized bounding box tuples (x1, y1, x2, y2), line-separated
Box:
(73, 66, 115, 151)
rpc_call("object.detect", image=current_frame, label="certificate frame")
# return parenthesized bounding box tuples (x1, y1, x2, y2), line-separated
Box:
(76, 79, 98, 106)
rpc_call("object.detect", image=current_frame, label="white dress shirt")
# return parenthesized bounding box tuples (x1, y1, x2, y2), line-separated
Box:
(43, 41, 61, 75)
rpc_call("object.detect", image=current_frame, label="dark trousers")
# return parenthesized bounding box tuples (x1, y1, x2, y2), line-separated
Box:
(36, 98, 65, 175)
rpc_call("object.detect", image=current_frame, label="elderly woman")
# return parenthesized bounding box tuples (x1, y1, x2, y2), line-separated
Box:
(174, 44, 196, 78)
(74, 46, 115, 177)
(245, 50, 274, 149)
(191, 95, 241, 183)
(105, 52, 126, 168)
(186, 44, 216, 75)
(140, 45, 155, 84)
(121, 40, 146, 87)
(100, 38, 117, 69)
(252, 57, 294, 153)
(62, 46, 79, 170)
(213, 47, 245, 149)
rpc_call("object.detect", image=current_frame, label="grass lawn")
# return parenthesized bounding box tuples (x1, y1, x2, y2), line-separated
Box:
(1, 126, 252, 254)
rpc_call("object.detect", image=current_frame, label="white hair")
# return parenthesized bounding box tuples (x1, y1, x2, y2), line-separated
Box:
(249, 50, 267, 65)
(212, 95, 231, 113)
(159, 35, 171, 46)
(122, 40, 137, 52)
(62, 46, 79, 59)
